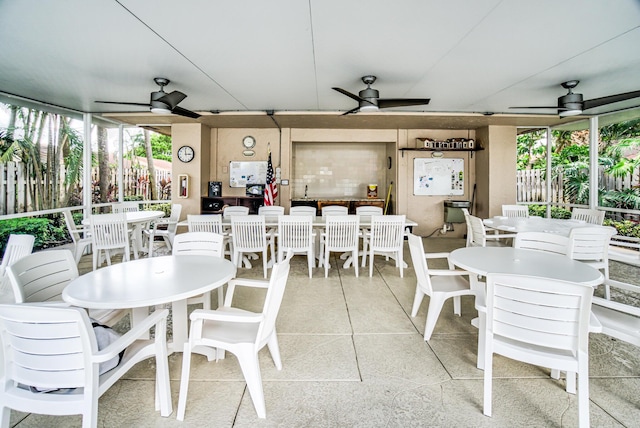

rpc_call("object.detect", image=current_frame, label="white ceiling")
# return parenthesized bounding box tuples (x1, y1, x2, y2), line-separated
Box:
(1, 0, 640, 129)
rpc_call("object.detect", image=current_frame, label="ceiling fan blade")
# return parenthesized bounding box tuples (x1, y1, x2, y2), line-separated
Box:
(332, 87, 373, 104)
(341, 106, 361, 116)
(172, 106, 201, 119)
(583, 90, 640, 110)
(157, 91, 187, 109)
(95, 101, 151, 107)
(509, 106, 562, 109)
(377, 98, 430, 109)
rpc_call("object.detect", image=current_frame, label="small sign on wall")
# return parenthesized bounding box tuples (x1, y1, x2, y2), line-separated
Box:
(413, 158, 464, 196)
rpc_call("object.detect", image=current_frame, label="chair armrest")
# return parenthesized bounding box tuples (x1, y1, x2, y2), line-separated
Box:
(593, 296, 640, 318)
(189, 308, 263, 324)
(486, 233, 517, 240)
(224, 278, 270, 307)
(429, 269, 471, 277)
(424, 252, 450, 259)
(93, 308, 168, 363)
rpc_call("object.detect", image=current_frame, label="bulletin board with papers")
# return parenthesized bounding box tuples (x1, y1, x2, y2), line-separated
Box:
(229, 161, 268, 188)
(413, 158, 464, 196)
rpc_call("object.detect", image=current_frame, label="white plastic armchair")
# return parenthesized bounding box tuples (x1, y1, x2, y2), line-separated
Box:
(363, 215, 406, 277)
(146, 203, 182, 256)
(231, 215, 270, 278)
(320, 215, 360, 278)
(277, 215, 315, 277)
(177, 252, 293, 420)
(0, 304, 172, 427)
(513, 231, 568, 256)
(89, 213, 130, 271)
(571, 208, 605, 225)
(501, 204, 529, 218)
(0, 234, 35, 291)
(567, 225, 617, 298)
(467, 214, 515, 247)
(407, 233, 475, 341)
(63, 210, 92, 263)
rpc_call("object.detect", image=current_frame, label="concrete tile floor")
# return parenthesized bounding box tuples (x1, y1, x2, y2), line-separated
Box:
(8, 238, 640, 427)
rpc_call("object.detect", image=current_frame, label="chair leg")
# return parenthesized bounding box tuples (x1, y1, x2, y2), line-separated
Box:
(202, 291, 211, 311)
(423, 294, 447, 341)
(476, 313, 486, 370)
(410, 288, 425, 317)
(307, 250, 314, 278)
(236, 349, 266, 418)
(154, 318, 172, 417)
(1, 406, 10, 428)
(266, 332, 283, 370)
(483, 343, 493, 417)
(262, 249, 268, 278)
(453, 296, 462, 316)
(324, 249, 330, 278)
(398, 248, 403, 278)
(369, 249, 374, 277)
(177, 342, 193, 421)
(353, 250, 359, 277)
(577, 358, 590, 428)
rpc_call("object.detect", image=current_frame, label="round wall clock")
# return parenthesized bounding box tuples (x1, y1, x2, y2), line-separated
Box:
(242, 136, 256, 149)
(177, 145, 195, 163)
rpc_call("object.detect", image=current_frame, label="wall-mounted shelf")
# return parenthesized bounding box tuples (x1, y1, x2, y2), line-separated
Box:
(399, 147, 482, 152)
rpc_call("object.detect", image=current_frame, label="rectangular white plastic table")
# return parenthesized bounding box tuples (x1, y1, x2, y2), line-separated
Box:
(63, 255, 236, 354)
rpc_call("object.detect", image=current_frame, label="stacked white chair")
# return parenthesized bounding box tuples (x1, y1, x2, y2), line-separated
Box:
(363, 215, 406, 277)
(482, 273, 593, 428)
(407, 233, 475, 341)
(277, 214, 315, 277)
(501, 204, 529, 218)
(571, 208, 605, 225)
(90, 213, 130, 270)
(231, 215, 270, 278)
(177, 252, 293, 420)
(63, 210, 92, 263)
(320, 215, 360, 278)
(0, 303, 172, 426)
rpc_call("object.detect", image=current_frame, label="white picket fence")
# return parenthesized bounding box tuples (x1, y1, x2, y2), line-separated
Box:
(1, 161, 171, 215)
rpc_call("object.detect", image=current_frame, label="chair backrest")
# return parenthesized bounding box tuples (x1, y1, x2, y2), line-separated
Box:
(256, 252, 293, 346)
(112, 201, 139, 213)
(278, 215, 314, 251)
(290, 206, 317, 216)
(501, 204, 529, 218)
(172, 232, 225, 258)
(187, 214, 224, 234)
(462, 208, 473, 247)
(1, 234, 35, 272)
(571, 208, 604, 225)
(369, 215, 406, 251)
(467, 214, 489, 247)
(6, 249, 78, 303)
(407, 233, 434, 295)
(223, 206, 250, 219)
(324, 215, 360, 250)
(258, 206, 285, 217)
(90, 213, 130, 251)
(566, 226, 617, 262)
(321, 205, 348, 217)
(166, 203, 183, 234)
(355, 206, 383, 216)
(485, 273, 592, 355)
(231, 215, 267, 252)
(0, 303, 98, 391)
(62, 210, 85, 244)
(513, 231, 569, 256)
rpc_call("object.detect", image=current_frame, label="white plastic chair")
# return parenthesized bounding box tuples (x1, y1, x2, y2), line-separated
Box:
(187, 214, 224, 234)
(320, 215, 360, 278)
(172, 232, 227, 310)
(513, 231, 569, 256)
(63, 210, 92, 263)
(223, 205, 249, 219)
(321, 205, 348, 217)
(258, 206, 283, 264)
(407, 233, 475, 341)
(355, 205, 383, 216)
(571, 208, 605, 225)
(356, 206, 384, 263)
(363, 215, 406, 277)
(231, 215, 270, 278)
(0, 304, 172, 427)
(6, 249, 127, 326)
(482, 273, 593, 428)
(89, 213, 130, 271)
(567, 225, 617, 298)
(112, 201, 139, 213)
(467, 214, 515, 247)
(501, 204, 529, 218)
(290, 206, 317, 216)
(277, 215, 315, 277)
(258, 205, 284, 218)
(177, 252, 293, 420)
(0, 234, 35, 291)
(146, 203, 182, 256)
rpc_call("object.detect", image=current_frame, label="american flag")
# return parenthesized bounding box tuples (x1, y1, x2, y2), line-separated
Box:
(264, 150, 278, 206)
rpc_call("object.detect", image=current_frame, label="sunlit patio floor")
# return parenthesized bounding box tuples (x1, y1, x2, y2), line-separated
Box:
(8, 238, 640, 427)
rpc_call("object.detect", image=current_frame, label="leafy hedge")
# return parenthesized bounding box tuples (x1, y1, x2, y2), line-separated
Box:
(527, 205, 640, 238)
(0, 217, 69, 256)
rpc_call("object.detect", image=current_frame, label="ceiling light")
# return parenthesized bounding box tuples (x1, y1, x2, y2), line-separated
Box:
(151, 107, 172, 114)
(559, 109, 582, 117)
(360, 104, 379, 112)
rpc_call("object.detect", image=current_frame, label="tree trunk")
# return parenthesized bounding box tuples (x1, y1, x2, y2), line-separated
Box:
(97, 126, 110, 206)
(144, 130, 157, 200)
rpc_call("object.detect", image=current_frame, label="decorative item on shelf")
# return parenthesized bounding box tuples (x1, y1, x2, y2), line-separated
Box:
(416, 137, 476, 150)
(178, 174, 189, 198)
(367, 184, 378, 199)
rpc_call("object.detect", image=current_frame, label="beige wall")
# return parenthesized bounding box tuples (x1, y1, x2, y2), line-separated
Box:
(171, 122, 517, 237)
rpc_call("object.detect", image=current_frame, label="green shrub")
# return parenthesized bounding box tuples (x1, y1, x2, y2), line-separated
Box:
(604, 218, 640, 238)
(528, 205, 572, 219)
(0, 217, 68, 256)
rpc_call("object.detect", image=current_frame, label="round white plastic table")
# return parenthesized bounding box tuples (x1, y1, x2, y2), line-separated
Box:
(63, 255, 236, 354)
(483, 216, 590, 237)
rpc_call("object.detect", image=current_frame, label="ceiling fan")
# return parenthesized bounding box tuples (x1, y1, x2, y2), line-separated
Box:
(96, 77, 201, 119)
(332, 75, 430, 115)
(510, 80, 640, 117)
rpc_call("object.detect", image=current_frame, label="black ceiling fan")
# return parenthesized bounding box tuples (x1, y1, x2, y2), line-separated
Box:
(332, 75, 430, 115)
(96, 77, 201, 119)
(510, 80, 640, 117)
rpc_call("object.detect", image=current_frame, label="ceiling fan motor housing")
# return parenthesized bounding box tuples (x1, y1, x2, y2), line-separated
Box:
(150, 91, 171, 112)
(558, 92, 583, 111)
(359, 87, 379, 108)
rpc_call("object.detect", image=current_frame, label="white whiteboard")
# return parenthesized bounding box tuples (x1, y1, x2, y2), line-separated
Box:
(229, 161, 268, 188)
(413, 158, 464, 196)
